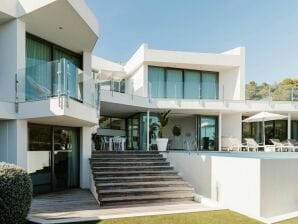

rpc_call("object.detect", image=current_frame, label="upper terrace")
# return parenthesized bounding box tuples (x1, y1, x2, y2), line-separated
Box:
(93, 45, 298, 116)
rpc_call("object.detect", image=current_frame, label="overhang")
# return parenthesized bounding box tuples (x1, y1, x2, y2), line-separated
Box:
(20, 0, 99, 53)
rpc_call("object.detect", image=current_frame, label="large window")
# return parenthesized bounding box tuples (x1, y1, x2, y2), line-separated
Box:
(148, 66, 218, 99)
(242, 118, 288, 144)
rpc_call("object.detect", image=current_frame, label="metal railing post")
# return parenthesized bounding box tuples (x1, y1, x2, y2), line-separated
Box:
(57, 60, 62, 108)
(66, 60, 70, 108)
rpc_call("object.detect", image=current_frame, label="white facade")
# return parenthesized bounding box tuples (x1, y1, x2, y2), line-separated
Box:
(1, 0, 298, 221)
(0, 0, 99, 191)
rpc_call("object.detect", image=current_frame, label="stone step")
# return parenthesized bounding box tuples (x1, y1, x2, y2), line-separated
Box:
(98, 186, 194, 197)
(92, 150, 159, 154)
(91, 161, 170, 167)
(93, 170, 178, 177)
(96, 180, 189, 189)
(100, 192, 194, 206)
(95, 175, 183, 183)
(92, 166, 174, 172)
(92, 154, 163, 158)
(90, 157, 166, 162)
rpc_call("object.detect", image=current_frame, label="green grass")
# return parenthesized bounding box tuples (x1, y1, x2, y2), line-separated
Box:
(276, 218, 298, 224)
(79, 210, 263, 224)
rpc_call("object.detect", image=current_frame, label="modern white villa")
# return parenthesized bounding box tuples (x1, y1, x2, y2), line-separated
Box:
(1, 0, 298, 223)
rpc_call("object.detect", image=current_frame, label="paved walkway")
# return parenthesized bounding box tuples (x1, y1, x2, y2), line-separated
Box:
(28, 189, 221, 224)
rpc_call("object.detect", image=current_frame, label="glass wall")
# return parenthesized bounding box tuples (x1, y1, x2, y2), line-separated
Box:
(184, 70, 201, 99)
(166, 69, 183, 98)
(201, 72, 218, 99)
(140, 113, 160, 150)
(28, 124, 79, 195)
(148, 66, 219, 99)
(242, 119, 288, 144)
(148, 67, 165, 98)
(127, 115, 140, 150)
(25, 34, 82, 101)
(291, 121, 298, 140)
(99, 116, 126, 130)
(198, 116, 218, 150)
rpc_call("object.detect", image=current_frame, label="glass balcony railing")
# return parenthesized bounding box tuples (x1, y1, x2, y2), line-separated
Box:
(246, 85, 298, 101)
(16, 58, 99, 108)
(97, 76, 297, 103)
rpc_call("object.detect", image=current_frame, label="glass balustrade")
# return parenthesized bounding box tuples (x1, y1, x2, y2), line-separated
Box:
(16, 58, 98, 107)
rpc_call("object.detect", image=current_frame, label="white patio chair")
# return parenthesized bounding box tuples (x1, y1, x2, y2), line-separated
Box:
(221, 137, 249, 151)
(113, 136, 122, 151)
(270, 139, 294, 152)
(245, 138, 265, 152)
(286, 139, 298, 152)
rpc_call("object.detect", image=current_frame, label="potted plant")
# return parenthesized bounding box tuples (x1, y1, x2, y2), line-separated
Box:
(156, 110, 171, 151)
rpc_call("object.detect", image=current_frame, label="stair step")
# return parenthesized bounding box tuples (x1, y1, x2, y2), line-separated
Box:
(95, 175, 183, 183)
(100, 192, 194, 206)
(92, 166, 174, 171)
(90, 158, 166, 162)
(96, 181, 189, 189)
(98, 186, 193, 196)
(93, 170, 177, 177)
(91, 161, 170, 167)
(92, 151, 159, 154)
(92, 153, 163, 158)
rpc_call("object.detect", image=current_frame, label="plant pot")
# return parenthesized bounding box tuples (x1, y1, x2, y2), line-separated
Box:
(156, 138, 168, 151)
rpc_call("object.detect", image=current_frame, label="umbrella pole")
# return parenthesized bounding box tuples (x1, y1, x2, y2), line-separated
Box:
(263, 119, 265, 146)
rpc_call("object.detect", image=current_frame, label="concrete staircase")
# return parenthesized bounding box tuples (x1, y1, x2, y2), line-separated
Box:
(90, 151, 195, 206)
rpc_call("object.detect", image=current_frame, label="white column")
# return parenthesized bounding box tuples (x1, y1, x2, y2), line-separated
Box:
(0, 19, 25, 102)
(288, 113, 291, 140)
(218, 112, 222, 151)
(80, 126, 96, 189)
(0, 120, 28, 169)
(147, 110, 150, 151)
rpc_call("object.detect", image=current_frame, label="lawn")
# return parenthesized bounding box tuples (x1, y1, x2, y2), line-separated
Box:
(277, 218, 298, 224)
(79, 210, 263, 224)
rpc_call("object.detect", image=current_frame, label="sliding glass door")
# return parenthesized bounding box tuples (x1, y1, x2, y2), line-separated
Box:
(28, 124, 80, 195)
(198, 116, 218, 150)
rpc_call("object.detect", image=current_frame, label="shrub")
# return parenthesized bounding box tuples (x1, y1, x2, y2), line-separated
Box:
(0, 162, 32, 224)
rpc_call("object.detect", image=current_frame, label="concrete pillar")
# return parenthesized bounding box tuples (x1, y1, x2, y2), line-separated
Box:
(218, 112, 222, 151)
(82, 51, 95, 105)
(0, 19, 26, 102)
(0, 120, 28, 169)
(288, 113, 291, 140)
(147, 110, 150, 151)
(80, 126, 96, 189)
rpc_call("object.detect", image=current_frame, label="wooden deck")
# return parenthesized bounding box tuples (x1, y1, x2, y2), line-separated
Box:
(28, 189, 220, 224)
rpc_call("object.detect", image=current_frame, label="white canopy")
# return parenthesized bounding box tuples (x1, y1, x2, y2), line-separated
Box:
(242, 112, 287, 123)
(242, 112, 288, 145)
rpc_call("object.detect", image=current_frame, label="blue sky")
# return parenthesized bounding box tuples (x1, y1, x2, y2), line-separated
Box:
(86, 0, 298, 84)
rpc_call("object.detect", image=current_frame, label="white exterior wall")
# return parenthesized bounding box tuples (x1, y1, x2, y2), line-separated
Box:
(211, 156, 261, 217)
(260, 159, 298, 218)
(221, 113, 242, 140)
(127, 65, 147, 97)
(80, 126, 96, 189)
(0, 19, 25, 102)
(165, 153, 261, 218)
(0, 120, 28, 169)
(219, 68, 241, 100)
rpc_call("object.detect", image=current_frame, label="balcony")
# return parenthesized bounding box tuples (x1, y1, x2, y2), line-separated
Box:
(15, 59, 100, 126)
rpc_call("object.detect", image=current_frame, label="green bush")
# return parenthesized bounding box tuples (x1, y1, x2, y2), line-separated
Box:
(0, 162, 32, 224)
